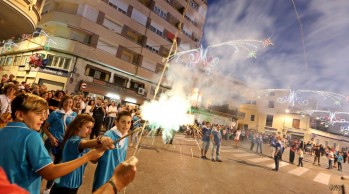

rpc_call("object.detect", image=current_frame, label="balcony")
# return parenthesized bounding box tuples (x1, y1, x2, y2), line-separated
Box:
(0, 0, 43, 40)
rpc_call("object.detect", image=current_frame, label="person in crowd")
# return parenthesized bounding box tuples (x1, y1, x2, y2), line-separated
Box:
(0, 74, 8, 92)
(337, 152, 343, 171)
(85, 100, 95, 116)
(327, 148, 334, 170)
(106, 101, 117, 131)
(90, 99, 106, 139)
(129, 110, 142, 147)
(40, 84, 48, 94)
(92, 111, 132, 191)
(40, 91, 49, 102)
(234, 129, 241, 148)
(334, 149, 339, 168)
(6, 74, 15, 83)
(42, 95, 77, 193)
(48, 90, 64, 113)
(313, 144, 321, 166)
(31, 84, 40, 96)
(79, 93, 86, 113)
(0, 84, 16, 128)
(47, 91, 53, 100)
(256, 134, 263, 154)
(0, 93, 106, 194)
(343, 150, 348, 163)
(273, 137, 282, 172)
(297, 148, 304, 167)
(211, 125, 222, 162)
(250, 133, 257, 151)
(289, 141, 297, 164)
(72, 95, 82, 114)
(50, 114, 115, 194)
(200, 122, 211, 159)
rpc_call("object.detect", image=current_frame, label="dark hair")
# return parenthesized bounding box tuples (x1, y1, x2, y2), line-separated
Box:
(54, 90, 64, 98)
(3, 84, 16, 94)
(58, 95, 73, 109)
(62, 114, 95, 147)
(11, 93, 48, 119)
(116, 111, 132, 121)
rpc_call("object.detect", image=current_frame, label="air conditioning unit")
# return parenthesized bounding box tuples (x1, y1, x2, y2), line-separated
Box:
(138, 87, 145, 95)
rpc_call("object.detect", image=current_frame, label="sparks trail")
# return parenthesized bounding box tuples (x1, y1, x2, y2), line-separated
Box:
(291, 0, 309, 72)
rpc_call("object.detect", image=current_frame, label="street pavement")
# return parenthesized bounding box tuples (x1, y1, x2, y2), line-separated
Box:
(41, 133, 347, 194)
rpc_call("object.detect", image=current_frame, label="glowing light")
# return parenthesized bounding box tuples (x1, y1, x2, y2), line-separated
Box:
(106, 93, 120, 99)
(263, 38, 274, 48)
(248, 50, 257, 58)
(299, 110, 349, 125)
(340, 125, 349, 135)
(125, 97, 137, 104)
(256, 89, 347, 107)
(141, 91, 194, 143)
(171, 39, 272, 75)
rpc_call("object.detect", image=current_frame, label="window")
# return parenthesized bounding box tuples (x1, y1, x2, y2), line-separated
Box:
(103, 18, 123, 34)
(0, 57, 5, 65)
(113, 75, 127, 87)
(145, 45, 159, 54)
(46, 54, 71, 70)
(130, 80, 145, 92)
(250, 115, 255, 122)
(14, 56, 22, 66)
(20, 55, 30, 66)
(149, 25, 163, 36)
(4, 56, 13, 66)
(153, 5, 167, 20)
(85, 66, 110, 81)
(240, 112, 246, 118)
(268, 101, 274, 108)
(266, 115, 273, 127)
(292, 119, 300, 129)
(243, 124, 248, 129)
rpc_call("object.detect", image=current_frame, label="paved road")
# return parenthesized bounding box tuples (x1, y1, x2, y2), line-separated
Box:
(41, 134, 347, 194)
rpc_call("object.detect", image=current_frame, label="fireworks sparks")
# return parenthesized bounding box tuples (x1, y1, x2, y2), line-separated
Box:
(170, 39, 272, 75)
(140, 87, 194, 143)
(255, 89, 348, 107)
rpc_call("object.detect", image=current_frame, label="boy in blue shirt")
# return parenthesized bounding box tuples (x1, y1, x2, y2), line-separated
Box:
(0, 94, 105, 194)
(201, 122, 211, 159)
(211, 125, 222, 162)
(93, 111, 132, 191)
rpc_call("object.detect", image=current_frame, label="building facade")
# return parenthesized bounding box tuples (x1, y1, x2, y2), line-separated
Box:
(238, 90, 349, 151)
(0, 0, 45, 40)
(0, 0, 207, 104)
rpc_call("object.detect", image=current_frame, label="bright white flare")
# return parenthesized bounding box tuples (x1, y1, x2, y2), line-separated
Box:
(141, 87, 194, 143)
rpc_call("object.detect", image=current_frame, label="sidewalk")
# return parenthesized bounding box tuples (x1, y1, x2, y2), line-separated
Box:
(220, 138, 349, 174)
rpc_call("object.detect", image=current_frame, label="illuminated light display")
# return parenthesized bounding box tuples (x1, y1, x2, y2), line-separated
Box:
(170, 39, 273, 75)
(255, 89, 347, 107)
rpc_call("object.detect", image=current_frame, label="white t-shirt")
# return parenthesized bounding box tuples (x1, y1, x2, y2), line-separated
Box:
(108, 105, 117, 117)
(0, 94, 11, 114)
(235, 130, 241, 140)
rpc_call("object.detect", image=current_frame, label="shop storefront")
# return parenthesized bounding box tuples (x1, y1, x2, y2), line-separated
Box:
(79, 79, 146, 105)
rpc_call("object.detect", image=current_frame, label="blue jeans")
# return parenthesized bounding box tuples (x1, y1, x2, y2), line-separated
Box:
(211, 143, 220, 160)
(256, 143, 262, 153)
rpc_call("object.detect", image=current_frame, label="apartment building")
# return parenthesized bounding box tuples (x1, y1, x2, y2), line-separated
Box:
(0, 0, 207, 105)
(0, 0, 45, 40)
